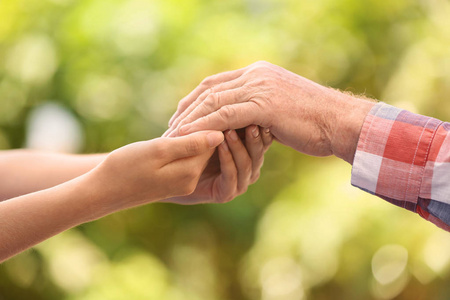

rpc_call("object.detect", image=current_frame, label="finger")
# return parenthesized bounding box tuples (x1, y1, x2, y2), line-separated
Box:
(168, 67, 249, 127)
(162, 130, 224, 161)
(167, 87, 248, 138)
(162, 127, 172, 137)
(215, 141, 238, 203)
(166, 87, 213, 137)
(225, 129, 252, 192)
(163, 149, 213, 198)
(165, 87, 215, 137)
(261, 127, 273, 150)
(168, 78, 245, 136)
(168, 85, 206, 127)
(175, 87, 250, 134)
(245, 125, 265, 183)
(179, 102, 262, 135)
(166, 127, 181, 138)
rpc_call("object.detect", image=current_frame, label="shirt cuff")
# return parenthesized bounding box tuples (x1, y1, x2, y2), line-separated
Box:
(351, 102, 441, 211)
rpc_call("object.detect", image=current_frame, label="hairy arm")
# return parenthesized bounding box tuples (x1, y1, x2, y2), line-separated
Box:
(167, 61, 450, 231)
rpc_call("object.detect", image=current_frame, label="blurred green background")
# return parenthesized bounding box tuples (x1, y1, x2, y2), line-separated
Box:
(1, 0, 450, 299)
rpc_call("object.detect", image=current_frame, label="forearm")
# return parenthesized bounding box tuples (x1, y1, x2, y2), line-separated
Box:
(0, 150, 106, 201)
(0, 172, 105, 263)
(326, 90, 376, 164)
(0, 132, 226, 262)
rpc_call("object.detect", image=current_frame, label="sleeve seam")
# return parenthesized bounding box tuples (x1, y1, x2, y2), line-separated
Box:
(411, 120, 444, 211)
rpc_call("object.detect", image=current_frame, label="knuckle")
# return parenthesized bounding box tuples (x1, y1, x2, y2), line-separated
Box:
(186, 139, 202, 154)
(218, 106, 233, 120)
(177, 120, 186, 129)
(246, 75, 274, 89)
(257, 78, 270, 86)
(254, 76, 274, 88)
(196, 89, 211, 104)
(205, 87, 215, 98)
(204, 93, 219, 110)
(252, 60, 271, 71)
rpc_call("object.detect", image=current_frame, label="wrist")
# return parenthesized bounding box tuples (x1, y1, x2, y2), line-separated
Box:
(65, 171, 113, 223)
(67, 166, 138, 223)
(83, 157, 162, 218)
(329, 92, 376, 164)
(79, 168, 130, 220)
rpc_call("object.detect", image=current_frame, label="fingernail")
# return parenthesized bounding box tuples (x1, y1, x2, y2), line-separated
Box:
(264, 128, 270, 134)
(207, 131, 224, 147)
(252, 126, 260, 138)
(227, 130, 238, 142)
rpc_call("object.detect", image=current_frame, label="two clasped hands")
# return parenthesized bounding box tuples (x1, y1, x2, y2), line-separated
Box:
(0, 61, 376, 262)
(98, 60, 375, 209)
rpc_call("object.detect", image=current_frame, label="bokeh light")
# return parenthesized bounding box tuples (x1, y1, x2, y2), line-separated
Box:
(26, 102, 83, 153)
(5, 34, 58, 85)
(1, 0, 450, 299)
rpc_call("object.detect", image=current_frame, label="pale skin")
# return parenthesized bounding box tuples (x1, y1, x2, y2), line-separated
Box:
(0, 151, 106, 201)
(165, 61, 376, 164)
(0, 127, 272, 262)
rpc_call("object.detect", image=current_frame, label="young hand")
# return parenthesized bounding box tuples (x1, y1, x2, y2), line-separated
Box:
(87, 130, 225, 217)
(163, 125, 272, 205)
(0, 131, 224, 262)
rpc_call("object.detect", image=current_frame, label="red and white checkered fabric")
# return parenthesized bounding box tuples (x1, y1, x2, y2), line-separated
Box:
(352, 102, 450, 231)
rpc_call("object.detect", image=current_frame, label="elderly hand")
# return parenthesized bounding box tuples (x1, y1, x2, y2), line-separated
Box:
(165, 61, 375, 163)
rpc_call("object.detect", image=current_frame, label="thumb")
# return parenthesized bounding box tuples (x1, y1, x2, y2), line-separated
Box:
(165, 130, 224, 160)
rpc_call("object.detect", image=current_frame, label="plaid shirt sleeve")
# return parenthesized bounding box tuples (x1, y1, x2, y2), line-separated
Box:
(351, 102, 450, 231)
